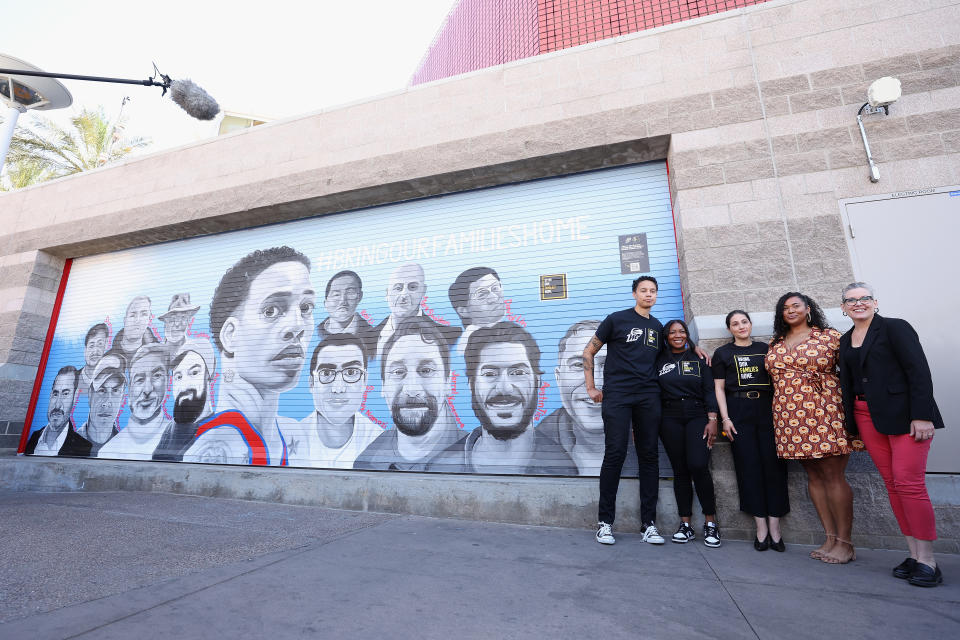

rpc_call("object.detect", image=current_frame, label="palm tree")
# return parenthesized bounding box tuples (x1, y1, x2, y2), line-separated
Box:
(1, 105, 150, 190)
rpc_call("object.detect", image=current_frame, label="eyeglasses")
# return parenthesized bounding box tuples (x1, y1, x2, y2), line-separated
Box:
(471, 282, 502, 302)
(842, 295, 875, 306)
(327, 288, 360, 302)
(314, 366, 365, 384)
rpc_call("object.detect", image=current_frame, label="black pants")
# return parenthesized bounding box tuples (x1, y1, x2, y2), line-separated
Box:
(726, 394, 790, 518)
(659, 399, 716, 517)
(598, 392, 661, 524)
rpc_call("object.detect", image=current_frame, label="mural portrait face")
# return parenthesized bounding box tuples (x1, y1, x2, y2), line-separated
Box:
(129, 351, 167, 422)
(324, 273, 362, 326)
(124, 297, 152, 339)
(555, 331, 605, 434)
(310, 343, 366, 427)
(465, 273, 505, 327)
(84, 329, 107, 368)
(386, 263, 425, 321)
(221, 261, 316, 393)
(172, 350, 208, 425)
(382, 333, 447, 437)
(90, 376, 125, 431)
(163, 312, 190, 343)
(472, 341, 538, 440)
(47, 371, 77, 429)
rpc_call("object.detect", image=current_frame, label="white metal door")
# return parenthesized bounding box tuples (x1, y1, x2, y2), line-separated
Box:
(844, 187, 960, 473)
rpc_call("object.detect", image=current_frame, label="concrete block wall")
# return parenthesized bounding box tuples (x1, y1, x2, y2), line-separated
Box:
(0, 251, 65, 449)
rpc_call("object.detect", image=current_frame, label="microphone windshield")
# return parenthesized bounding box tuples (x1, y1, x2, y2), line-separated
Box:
(169, 79, 220, 121)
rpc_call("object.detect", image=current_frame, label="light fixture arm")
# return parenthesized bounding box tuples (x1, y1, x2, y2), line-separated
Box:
(856, 102, 887, 183)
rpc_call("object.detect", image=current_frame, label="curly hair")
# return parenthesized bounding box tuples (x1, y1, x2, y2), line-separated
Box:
(771, 292, 830, 344)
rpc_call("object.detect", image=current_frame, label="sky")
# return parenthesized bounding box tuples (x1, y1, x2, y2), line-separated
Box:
(3, 0, 456, 155)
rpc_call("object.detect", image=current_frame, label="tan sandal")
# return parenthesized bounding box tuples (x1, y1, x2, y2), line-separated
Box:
(810, 533, 835, 560)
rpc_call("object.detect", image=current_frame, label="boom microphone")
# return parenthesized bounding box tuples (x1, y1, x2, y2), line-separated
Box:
(168, 79, 220, 120)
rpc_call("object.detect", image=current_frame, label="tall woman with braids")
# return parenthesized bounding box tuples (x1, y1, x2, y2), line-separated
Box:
(765, 293, 863, 564)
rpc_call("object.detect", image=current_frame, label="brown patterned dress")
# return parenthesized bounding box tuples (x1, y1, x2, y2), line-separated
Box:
(765, 328, 864, 459)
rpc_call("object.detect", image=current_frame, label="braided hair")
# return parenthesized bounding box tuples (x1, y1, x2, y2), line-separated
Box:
(771, 292, 829, 344)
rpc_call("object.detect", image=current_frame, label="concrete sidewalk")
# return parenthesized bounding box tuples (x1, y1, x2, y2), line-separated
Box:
(1, 491, 958, 639)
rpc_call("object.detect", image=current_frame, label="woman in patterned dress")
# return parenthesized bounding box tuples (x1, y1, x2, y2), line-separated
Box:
(765, 292, 862, 564)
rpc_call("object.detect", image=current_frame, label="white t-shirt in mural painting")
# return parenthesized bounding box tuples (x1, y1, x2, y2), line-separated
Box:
(289, 412, 381, 469)
(97, 412, 170, 461)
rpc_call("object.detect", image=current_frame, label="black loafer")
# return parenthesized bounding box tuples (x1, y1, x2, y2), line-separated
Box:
(892, 557, 917, 580)
(908, 562, 943, 587)
(768, 534, 786, 553)
(754, 536, 769, 551)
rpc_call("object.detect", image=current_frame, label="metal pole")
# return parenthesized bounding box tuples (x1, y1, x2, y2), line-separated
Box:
(0, 67, 166, 88)
(0, 101, 25, 173)
(856, 113, 880, 183)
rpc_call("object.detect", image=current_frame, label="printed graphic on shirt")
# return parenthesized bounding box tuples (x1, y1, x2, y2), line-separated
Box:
(658, 362, 676, 376)
(645, 328, 658, 349)
(735, 354, 768, 387)
(626, 328, 644, 343)
(681, 361, 700, 377)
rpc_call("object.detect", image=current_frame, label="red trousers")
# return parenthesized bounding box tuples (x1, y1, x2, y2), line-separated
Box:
(853, 400, 936, 540)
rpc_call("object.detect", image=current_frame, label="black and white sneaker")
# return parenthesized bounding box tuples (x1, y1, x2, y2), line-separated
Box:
(672, 522, 695, 543)
(596, 521, 615, 545)
(641, 522, 665, 545)
(703, 523, 721, 548)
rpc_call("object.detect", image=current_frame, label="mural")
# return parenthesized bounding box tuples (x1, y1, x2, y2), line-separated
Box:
(23, 163, 681, 476)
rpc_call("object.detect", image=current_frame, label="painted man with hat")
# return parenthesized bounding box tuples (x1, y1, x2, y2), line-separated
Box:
(76, 353, 127, 456)
(154, 339, 216, 462)
(159, 293, 200, 355)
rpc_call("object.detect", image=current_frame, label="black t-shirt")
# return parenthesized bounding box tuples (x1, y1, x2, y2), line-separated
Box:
(711, 342, 772, 391)
(843, 345, 864, 396)
(656, 349, 719, 413)
(595, 308, 662, 395)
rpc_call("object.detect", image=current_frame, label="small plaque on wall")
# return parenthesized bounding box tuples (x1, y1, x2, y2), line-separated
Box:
(618, 233, 650, 274)
(540, 274, 567, 300)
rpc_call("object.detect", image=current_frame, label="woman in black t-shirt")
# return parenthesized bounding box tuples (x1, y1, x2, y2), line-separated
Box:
(713, 310, 790, 551)
(656, 320, 722, 548)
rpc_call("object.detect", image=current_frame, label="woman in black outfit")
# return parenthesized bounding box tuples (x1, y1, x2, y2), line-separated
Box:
(837, 282, 946, 587)
(656, 319, 721, 548)
(713, 310, 790, 551)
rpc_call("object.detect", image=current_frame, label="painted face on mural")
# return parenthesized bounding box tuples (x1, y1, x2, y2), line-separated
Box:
(124, 297, 152, 340)
(386, 263, 425, 320)
(464, 273, 505, 327)
(472, 341, 538, 440)
(84, 330, 107, 368)
(325, 273, 362, 326)
(223, 261, 316, 393)
(383, 334, 447, 437)
(311, 344, 366, 428)
(555, 331, 605, 434)
(90, 376, 125, 431)
(172, 350, 208, 425)
(129, 352, 167, 422)
(47, 372, 77, 429)
(163, 312, 191, 343)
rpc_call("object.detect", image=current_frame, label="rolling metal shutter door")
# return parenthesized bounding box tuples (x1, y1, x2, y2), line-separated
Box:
(26, 161, 680, 475)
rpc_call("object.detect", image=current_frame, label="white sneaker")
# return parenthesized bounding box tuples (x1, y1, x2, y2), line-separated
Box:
(703, 523, 721, 548)
(641, 522, 665, 544)
(596, 521, 615, 545)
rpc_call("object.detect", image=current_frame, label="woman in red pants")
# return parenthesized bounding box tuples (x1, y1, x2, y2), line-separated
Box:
(838, 282, 946, 587)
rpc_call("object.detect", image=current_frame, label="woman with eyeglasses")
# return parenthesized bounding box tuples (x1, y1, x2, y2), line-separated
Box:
(712, 310, 789, 551)
(837, 282, 945, 587)
(656, 319, 722, 548)
(766, 292, 863, 564)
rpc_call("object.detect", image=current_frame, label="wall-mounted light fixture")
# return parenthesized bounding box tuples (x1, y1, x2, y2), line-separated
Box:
(857, 76, 901, 183)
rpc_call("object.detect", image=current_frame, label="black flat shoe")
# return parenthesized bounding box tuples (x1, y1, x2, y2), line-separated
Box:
(754, 536, 769, 551)
(908, 563, 943, 587)
(893, 557, 917, 580)
(768, 534, 785, 552)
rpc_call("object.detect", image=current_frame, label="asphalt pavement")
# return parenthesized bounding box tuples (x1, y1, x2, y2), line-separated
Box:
(1, 490, 958, 639)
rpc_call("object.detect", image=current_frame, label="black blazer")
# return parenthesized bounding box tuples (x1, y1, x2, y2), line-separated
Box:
(24, 421, 93, 457)
(838, 314, 944, 436)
